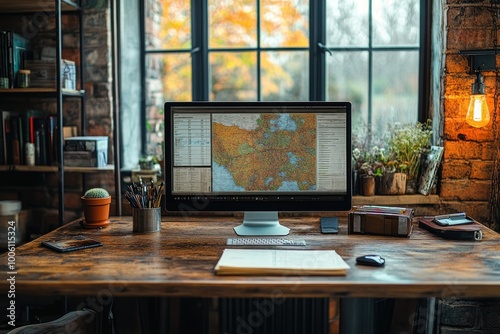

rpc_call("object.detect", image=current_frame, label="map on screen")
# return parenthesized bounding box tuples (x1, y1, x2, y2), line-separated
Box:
(211, 113, 317, 192)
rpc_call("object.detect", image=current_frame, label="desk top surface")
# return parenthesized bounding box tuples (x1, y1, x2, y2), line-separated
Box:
(2, 215, 500, 298)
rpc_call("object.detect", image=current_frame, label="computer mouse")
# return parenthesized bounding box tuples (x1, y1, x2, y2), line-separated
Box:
(356, 254, 385, 267)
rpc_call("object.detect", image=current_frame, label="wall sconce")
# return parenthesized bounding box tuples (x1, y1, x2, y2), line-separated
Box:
(459, 49, 497, 128)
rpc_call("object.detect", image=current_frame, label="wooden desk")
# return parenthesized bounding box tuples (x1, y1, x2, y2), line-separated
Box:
(2, 215, 500, 299)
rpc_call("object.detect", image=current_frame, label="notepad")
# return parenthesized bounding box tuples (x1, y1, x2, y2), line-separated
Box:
(214, 249, 350, 276)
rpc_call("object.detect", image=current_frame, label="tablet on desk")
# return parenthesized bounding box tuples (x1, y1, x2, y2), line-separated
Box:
(42, 236, 103, 253)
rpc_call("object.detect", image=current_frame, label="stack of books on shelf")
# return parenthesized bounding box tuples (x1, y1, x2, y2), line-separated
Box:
(0, 110, 59, 166)
(0, 30, 31, 89)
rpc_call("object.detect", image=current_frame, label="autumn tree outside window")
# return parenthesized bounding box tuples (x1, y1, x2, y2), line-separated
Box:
(142, 0, 426, 159)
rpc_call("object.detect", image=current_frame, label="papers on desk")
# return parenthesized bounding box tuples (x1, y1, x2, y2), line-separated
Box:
(214, 249, 350, 276)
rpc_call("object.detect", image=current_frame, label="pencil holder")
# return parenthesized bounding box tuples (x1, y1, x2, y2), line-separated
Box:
(132, 207, 161, 233)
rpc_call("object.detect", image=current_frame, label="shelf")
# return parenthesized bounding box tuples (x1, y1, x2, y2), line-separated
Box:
(9, 165, 115, 173)
(0, 88, 85, 96)
(353, 194, 440, 206)
(0, 0, 81, 13)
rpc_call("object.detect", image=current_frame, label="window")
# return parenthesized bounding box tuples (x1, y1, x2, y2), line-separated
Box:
(143, 0, 426, 158)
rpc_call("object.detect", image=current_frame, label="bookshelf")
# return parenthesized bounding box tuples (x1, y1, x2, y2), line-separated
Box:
(0, 0, 121, 227)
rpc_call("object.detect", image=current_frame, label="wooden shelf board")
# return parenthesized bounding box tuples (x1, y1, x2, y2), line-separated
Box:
(0, 0, 80, 13)
(0, 88, 84, 96)
(353, 194, 440, 206)
(10, 164, 115, 173)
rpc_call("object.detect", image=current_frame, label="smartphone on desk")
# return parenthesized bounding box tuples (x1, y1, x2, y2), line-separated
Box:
(42, 236, 103, 253)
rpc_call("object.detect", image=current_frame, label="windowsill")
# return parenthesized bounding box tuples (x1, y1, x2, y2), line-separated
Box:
(353, 194, 440, 206)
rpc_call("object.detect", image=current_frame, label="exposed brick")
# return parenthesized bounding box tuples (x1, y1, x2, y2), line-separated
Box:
(441, 160, 471, 179)
(444, 118, 495, 142)
(94, 82, 111, 98)
(443, 141, 496, 160)
(444, 141, 480, 160)
(444, 54, 469, 74)
(442, 98, 468, 118)
(470, 160, 493, 179)
(446, 28, 490, 50)
(64, 192, 83, 210)
(440, 180, 491, 201)
(447, 6, 492, 28)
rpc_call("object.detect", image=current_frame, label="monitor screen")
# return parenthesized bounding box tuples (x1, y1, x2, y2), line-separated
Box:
(164, 101, 352, 236)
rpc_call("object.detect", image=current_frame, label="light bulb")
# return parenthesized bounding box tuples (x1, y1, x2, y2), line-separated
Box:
(466, 94, 490, 128)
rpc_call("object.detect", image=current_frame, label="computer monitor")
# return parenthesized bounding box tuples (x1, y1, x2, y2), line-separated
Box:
(164, 101, 352, 236)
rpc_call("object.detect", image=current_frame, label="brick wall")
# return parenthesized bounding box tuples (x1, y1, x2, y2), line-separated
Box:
(439, 0, 499, 228)
(436, 1, 500, 332)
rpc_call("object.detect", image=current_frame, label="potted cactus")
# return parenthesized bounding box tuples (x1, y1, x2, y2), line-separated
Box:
(81, 188, 111, 228)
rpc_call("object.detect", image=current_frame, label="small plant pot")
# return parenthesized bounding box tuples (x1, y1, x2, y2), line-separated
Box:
(361, 175, 375, 196)
(81, 196, 111, 228)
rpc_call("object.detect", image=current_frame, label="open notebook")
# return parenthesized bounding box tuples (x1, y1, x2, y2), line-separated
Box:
(214, 249, 350, 276)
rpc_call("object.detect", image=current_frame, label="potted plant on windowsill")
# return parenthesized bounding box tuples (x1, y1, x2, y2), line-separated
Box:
(387, 120, 432, 194)
(81, 188, 111, 229)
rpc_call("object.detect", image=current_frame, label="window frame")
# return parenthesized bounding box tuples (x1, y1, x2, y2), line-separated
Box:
(140, 0, 431, 155)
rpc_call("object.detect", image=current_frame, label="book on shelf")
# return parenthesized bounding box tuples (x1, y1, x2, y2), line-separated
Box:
(0, 30, 31, 88)
(0, 110, 57, 166)
(214, 249, 350, 276)
(2, 110, 20, 165)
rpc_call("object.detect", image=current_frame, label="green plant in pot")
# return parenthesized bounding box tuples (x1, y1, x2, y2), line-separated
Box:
(81, 188, 111, 228)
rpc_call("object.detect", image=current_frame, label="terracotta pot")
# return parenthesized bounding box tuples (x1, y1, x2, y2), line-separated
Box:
(361, 175, 375, 196)
(81, 196, 111, 228)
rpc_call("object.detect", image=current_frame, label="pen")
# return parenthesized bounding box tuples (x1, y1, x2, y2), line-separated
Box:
(434, 212, 466, 220)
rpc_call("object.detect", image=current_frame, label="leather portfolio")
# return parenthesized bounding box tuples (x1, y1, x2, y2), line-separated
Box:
(418, 217, 483, 241)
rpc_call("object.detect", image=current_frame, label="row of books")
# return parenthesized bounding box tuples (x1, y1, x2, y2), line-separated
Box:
(1, 110, 58, 166)
(0, 30, 30, 88)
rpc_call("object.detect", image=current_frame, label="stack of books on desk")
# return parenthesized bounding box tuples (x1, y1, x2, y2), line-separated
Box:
(214, 249, 350, 276)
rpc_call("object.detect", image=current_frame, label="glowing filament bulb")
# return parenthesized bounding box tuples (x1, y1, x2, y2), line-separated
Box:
(466, 94, 490, 128)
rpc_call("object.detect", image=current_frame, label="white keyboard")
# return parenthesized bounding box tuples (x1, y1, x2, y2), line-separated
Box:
(226, 238, 306, 246)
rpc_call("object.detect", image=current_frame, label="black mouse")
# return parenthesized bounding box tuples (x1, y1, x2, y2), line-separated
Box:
(356, 254, 385, 267)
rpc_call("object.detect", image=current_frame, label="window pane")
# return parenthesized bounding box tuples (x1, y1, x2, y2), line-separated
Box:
(261, 51, 308, 101)
(261, 0, 309, 47)
(209, 0, 257, 48)
(146, 0, 191, 50)
(152, 53, 192, 102)
(326, 51, 369, 128)
(373, 0, 419, 46)
(327, 0, 369, 47)
(372, 51, 419, 132)
(209, 52, 257, 101)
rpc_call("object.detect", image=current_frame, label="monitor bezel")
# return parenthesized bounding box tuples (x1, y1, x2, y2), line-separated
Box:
(164, 101, 352, 213)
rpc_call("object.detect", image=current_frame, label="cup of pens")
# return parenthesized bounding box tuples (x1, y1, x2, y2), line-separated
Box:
(126, 180, 164, 233)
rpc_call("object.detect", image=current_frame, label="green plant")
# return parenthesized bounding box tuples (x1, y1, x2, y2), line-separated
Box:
(387, 120, 432, 180)
(356, 146, 387, 176)
(83, 188, 110, 198)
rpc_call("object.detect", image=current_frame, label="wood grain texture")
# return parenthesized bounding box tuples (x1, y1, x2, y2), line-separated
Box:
(1, 215, 500, 299)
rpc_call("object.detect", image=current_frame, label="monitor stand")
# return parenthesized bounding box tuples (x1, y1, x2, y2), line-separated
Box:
(233, 212, 290, 236)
